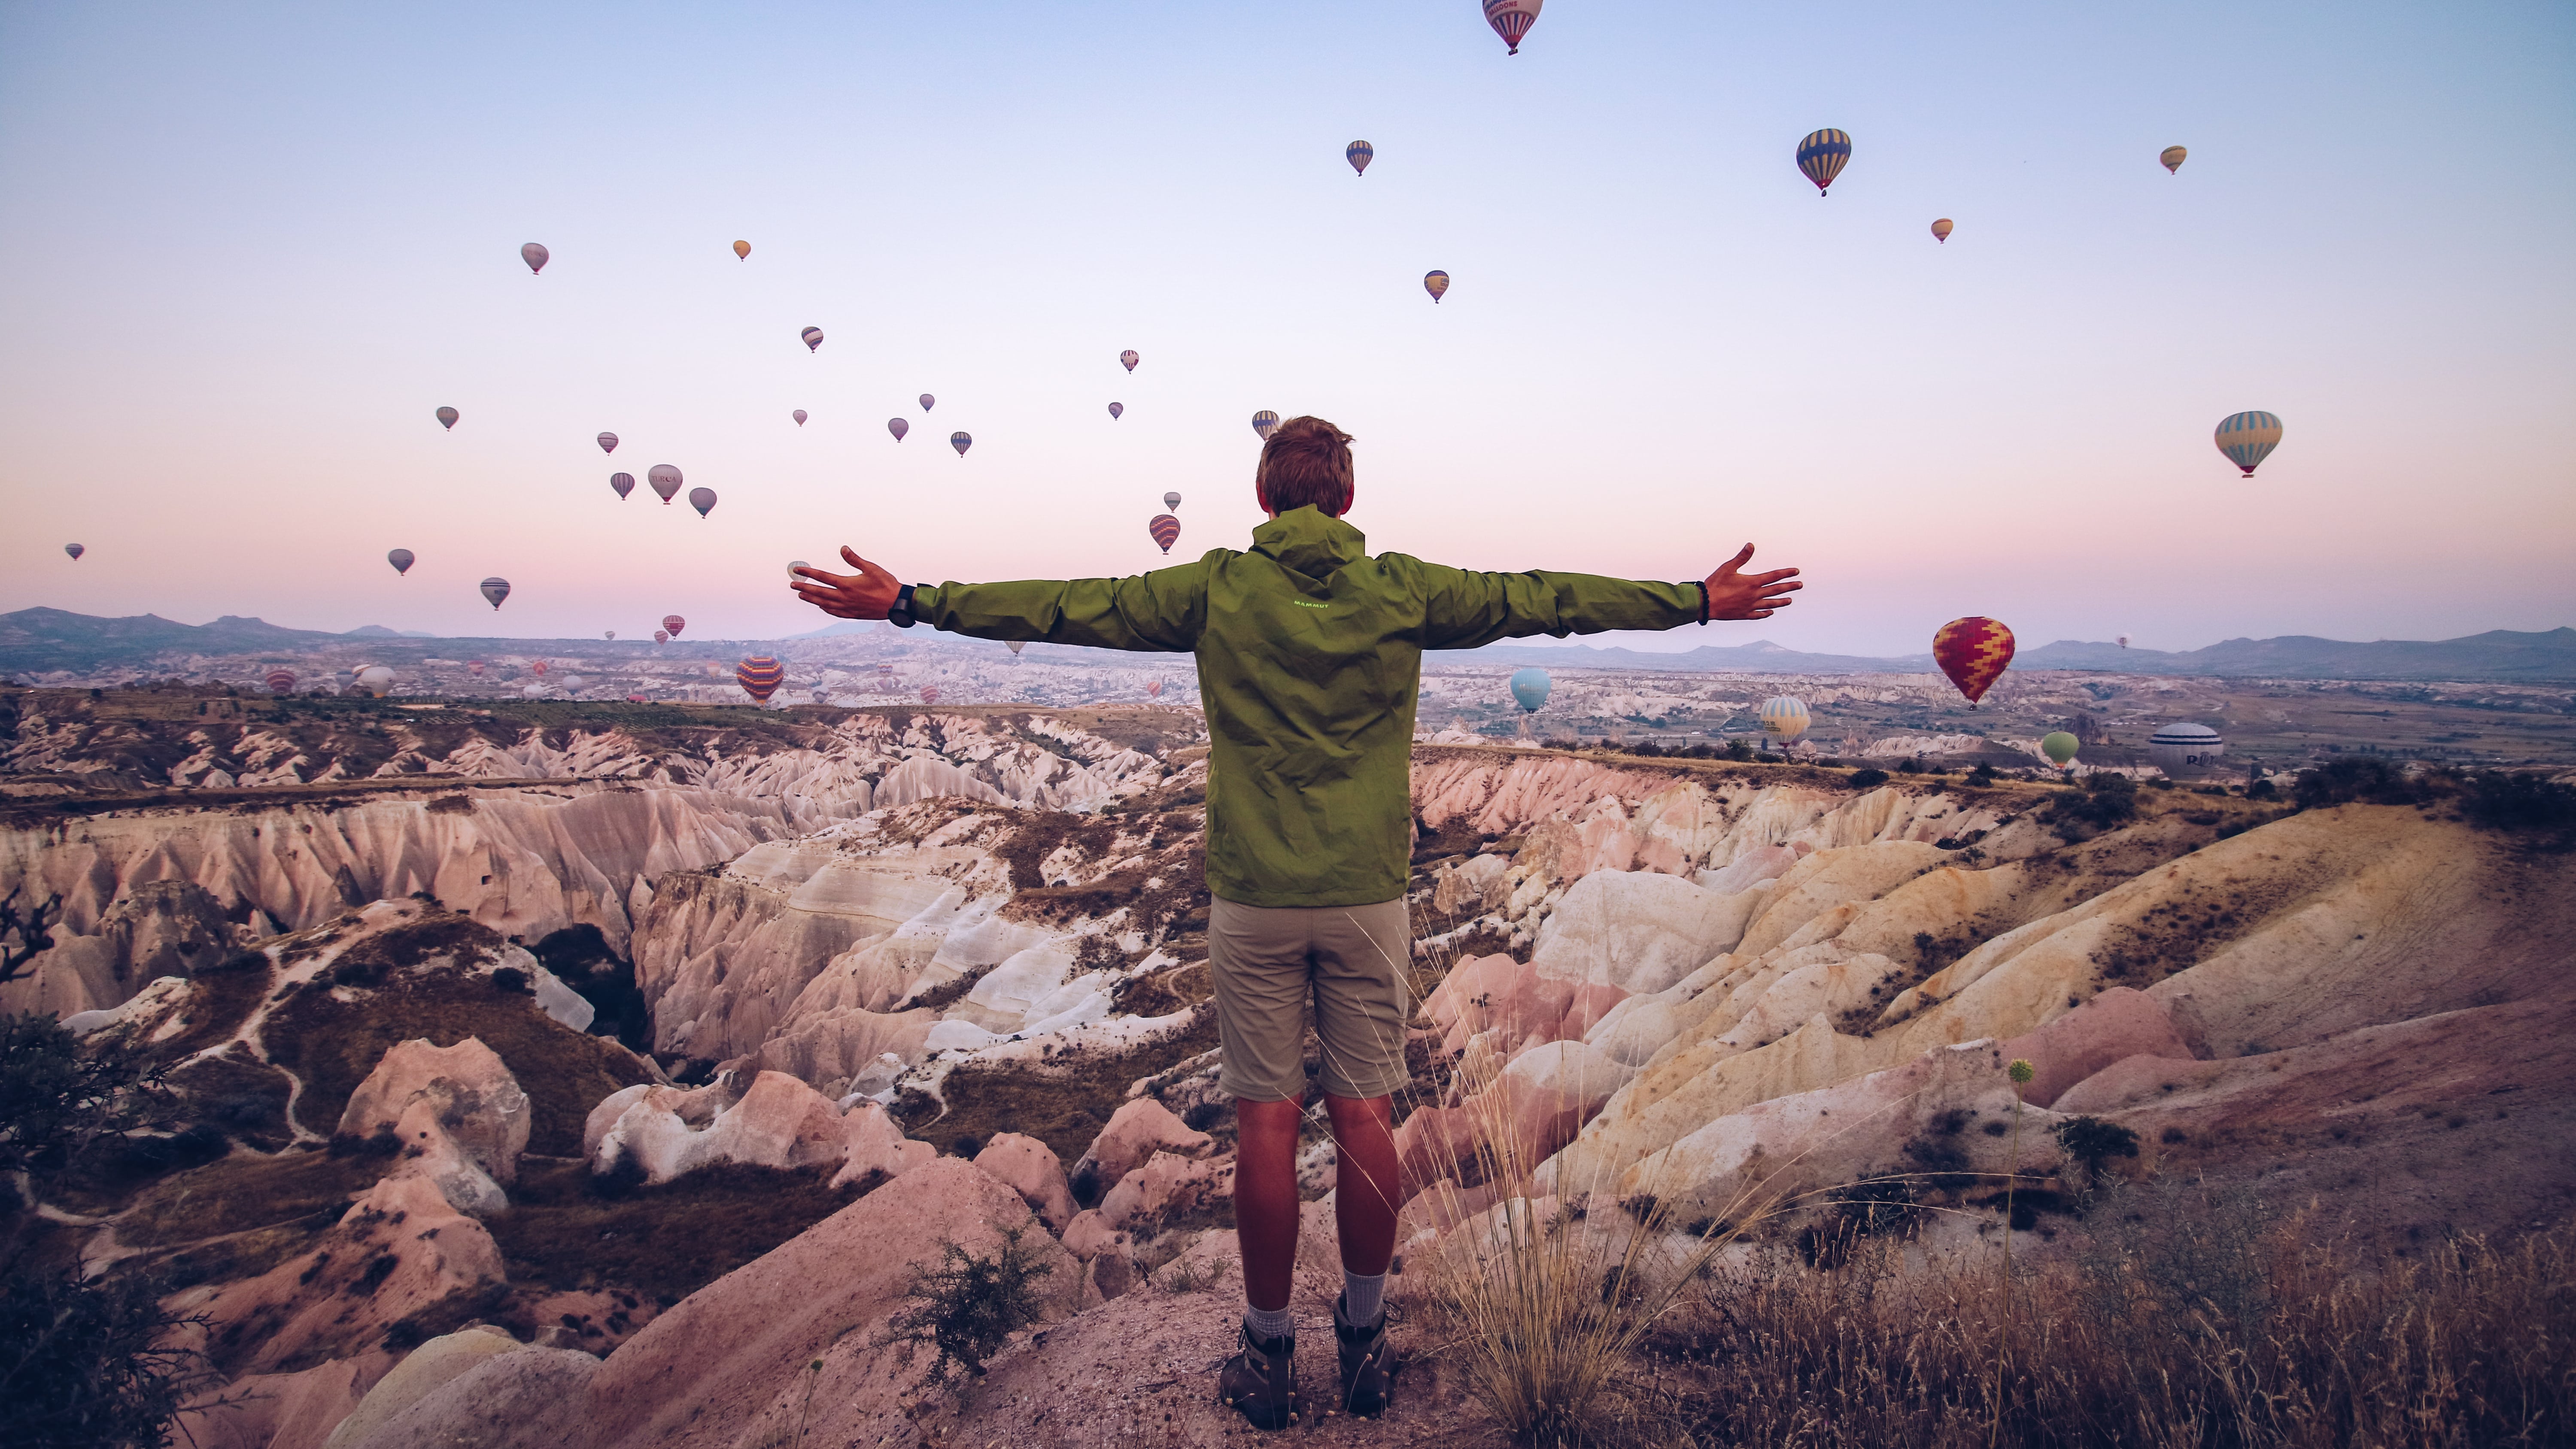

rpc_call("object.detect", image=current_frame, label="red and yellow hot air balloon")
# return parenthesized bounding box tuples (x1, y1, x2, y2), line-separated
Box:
(736, 655, 786, 704)
(1932, 617, 2015, 706)
(1149, 514, 1181, 553)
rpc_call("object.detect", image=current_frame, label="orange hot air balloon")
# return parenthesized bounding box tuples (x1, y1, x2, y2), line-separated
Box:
(1932, 617, 2015, 706)
(1930, 218, 1953, 243)
(733, 239, 751, 260)
(736, 655, 786, 703)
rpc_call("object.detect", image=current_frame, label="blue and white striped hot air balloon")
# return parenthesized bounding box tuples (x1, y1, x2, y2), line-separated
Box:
(2148, 721, 2225, 776)
(1758, 695, 1811, 744)
(2214, 412, 2283, 476)
(1797, 130, 1852, 195)
(1347, 140, 1373, 176)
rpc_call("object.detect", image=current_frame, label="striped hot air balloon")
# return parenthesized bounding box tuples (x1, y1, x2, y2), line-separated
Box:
(1932, 616, 2015, 705)
(265, 668, 295, 693)
(2214, 412, 2283, 476)
(1251, 411, 1281, 441)
(1347, 140, 1373, 176)
(1758, 695, 1811, 744)
(920, 685, 940, 706)
(2160, 145, 2188, 174)
(610, 472, 635, 499)
(598, 432, 618, 454)
(436, 406, 459, 430)
(1423, 270, 1449, 302)
(950, 432, 972, 456)
(2148, 721, 2226, 776)
(1483, 0, 1541, 54)
(662, 614, 685, 637)
(1149, 514, 1181, 553)
(888, 418, 909, 441)
(1931, 218, 1954, 243)
(653, 630, 668, 644)
(736, 655, 786, 704)
(800, 327, 823, 353)
(480, 577, 511, 610)
(1797, 129, 1852, 194)
(1118, 351, 1138, 373)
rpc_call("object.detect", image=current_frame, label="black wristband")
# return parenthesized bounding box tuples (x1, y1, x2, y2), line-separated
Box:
(888, 583, 918, 629)
(1695, 580, 1710, 624)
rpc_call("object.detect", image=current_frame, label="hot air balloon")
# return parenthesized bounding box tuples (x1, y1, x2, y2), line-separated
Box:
(2117, 634, 2130, 649)
(688, 486, 717, 517)
(1007, 640, 1026, 655)
(1509, 667, 1552, 713)
(787, 559, 808, 581)
(920, 394, 936, 411)
(1423, 271, 1450, 302)
(356, 665, 394, 697)
(736, 655, 786, 704)
(919, 684, 942, 706)
(64, 543, 83, 561)
(387, 549, 415, 576)
(800, 327, 823, 353)
(1148, 679, 1165, 697)
(2148, 722, 2225, 776)
(1163, 491, 1182, 511)
(265, 668, 295, 692)
(1108, 402, 1124, 419)
(1149, 514, 1181, 553)
(1251, 410, 1281, 440)
(598, 432, 619, 454)
(1347, 141, 1373, 176)
(876, 663, 892, 677)
(792, 409, 807, 425)
(1758, 695, 1811, 744)
(1119, 351, 1138, 373)
(2160, 146, 2187, 174)
(1932, 616, 2015, 705)
(531, 659, 547, 676)
(888, 418, 909, 441)
(1931, 218, 1954, 243)
(662, 614, 685, 637)
(1483, 0, 1541, 53)
(437, 406, 459, 430)
(2214, 412, 2283, 476)
(521, 243, 549, 274)
(522, 682, 547, 699)
(653, 630, 668, 644)
(480, 577, 511, 610)
(1797, 129, 1852, 194)
(604, 631, 615, 641)
(467, 660, 485, 676)
(610, 471, 635, 500)
(648, 464, 683, 503)
(950, 432, 972, 457)
(733, 239, 751, 260)
(2041, 731, 2081, 767)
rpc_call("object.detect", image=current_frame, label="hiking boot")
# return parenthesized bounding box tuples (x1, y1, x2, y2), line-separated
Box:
(1332, 1292, 1393, 1417)
(1218, 1323, 1301, 1430)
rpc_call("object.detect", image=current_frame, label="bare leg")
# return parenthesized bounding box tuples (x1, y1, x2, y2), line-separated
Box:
(1324, 1093, 1399, 1276)
(1234, 1097, 1304, 1313)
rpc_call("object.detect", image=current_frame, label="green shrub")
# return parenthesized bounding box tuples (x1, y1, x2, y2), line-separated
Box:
(2046, 772, 2138, 831)
(881, 1226, 1056, 1377)
(2460, 770, 2576, 834)
(0, 1267, 206, 1449)
(1849, 767, 1889, 788)
(2293, 756, 2422, 809)
(0, 1015, 168, 1180)
(2053, 1116, 2141, 1185)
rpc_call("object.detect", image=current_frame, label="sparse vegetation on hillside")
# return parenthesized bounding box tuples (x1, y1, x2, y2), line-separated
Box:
(0, 1013, 168, 1182)
(881, 1225, 1057, 1379)
(492, 1160, 860, 1303)
(0, 1266, 210, 1449)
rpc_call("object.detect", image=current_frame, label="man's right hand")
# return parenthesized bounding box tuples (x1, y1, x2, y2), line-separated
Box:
(791, 547, 902, 620)
(1703, 544, 1801, 620)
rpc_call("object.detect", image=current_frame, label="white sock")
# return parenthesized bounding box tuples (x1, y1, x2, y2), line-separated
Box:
(1245, 1301, 1294, 1342)
(1342, 1270, 1385, 1328)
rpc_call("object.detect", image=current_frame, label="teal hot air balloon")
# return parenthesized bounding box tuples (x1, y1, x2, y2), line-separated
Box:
(1509, 667, 1552, 713)
(2214, 412, 2283, 476)
(1797, 129, 1852, 194)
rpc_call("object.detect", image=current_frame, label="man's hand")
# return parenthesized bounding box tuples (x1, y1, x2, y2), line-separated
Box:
(1703, 544, 1801, 621)
(790, 547, 902, 620)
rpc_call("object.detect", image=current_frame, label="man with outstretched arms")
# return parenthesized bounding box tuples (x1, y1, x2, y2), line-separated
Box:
(791, 416, 1801, 1429)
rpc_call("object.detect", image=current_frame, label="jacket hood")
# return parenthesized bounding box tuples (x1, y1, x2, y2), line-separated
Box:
(1250, 507, 1367, 583)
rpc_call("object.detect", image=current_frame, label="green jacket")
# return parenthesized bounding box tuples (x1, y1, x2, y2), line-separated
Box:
(914, 507, 1706, 908)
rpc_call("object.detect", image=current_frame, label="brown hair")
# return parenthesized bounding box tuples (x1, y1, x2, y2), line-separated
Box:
(1255, 416, 1355, 517)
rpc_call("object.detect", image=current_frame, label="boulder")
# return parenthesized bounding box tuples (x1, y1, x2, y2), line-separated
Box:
(974, 1132, 1078, 1231)
(1090, 1150, 1233, 1242)
(592, 1070, 848, 1183)
(340, 1346, 600, 1449)
(1530, 870, 1759, 994)
(1425, 952, 1627, 1058)
(1075, 1096, 1214, 1188)
(578, 1158, 1080, 1449)
(319, 1326, 526, 1449)
(830, 1098, 938, 1189)
(388, 1096, 509, 1215)
(336, 1037, 531, 1186)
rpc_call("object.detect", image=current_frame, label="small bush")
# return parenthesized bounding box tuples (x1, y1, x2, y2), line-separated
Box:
(2460, 770, 2576, 835)
(1848, 767, 1889, 788)
(881, 1226, 1057, 1378)
(2293, 756, 2423, 809)
(489, 967, 532, 994)
(0, 1266, 208, 1449)
(2046, 771, 2138, 831)
(1966, 762, 1998, 787)
(1724, 738, 1755, 762)
(1, 1013, 170, 1179)
(2053, 1115, 2141, 1184)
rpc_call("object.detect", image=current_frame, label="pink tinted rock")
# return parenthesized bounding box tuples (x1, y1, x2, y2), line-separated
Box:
(1076, 1095, 1213, 1186)
(320, 1325, 525, 1449)
(341, 1346, 600, 1449)
(974, 1132, 1078, 1231)
(1092, 1151, 1233, 1237)
(337, 1037, 531, 1185)
(829, 1098, 936, 1189)
(174, 1357, 384, 1449)
(1698, 843, 1807, 897)
(2000, 986, 2195, 1108)
(579, 1158, 1079, 1449)
(388, 1096, 507, 1215)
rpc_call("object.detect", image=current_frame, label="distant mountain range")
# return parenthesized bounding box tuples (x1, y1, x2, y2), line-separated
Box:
(3, 606, 2571, 683)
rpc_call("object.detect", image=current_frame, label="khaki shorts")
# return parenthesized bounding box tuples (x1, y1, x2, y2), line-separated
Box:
(1209, 896, 1413, 1103)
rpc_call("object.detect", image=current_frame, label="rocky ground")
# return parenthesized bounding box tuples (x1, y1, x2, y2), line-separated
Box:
(5, 699, 2573, 1448)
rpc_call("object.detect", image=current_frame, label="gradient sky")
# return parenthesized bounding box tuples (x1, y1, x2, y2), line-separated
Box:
(3, 1, 2570, 652)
